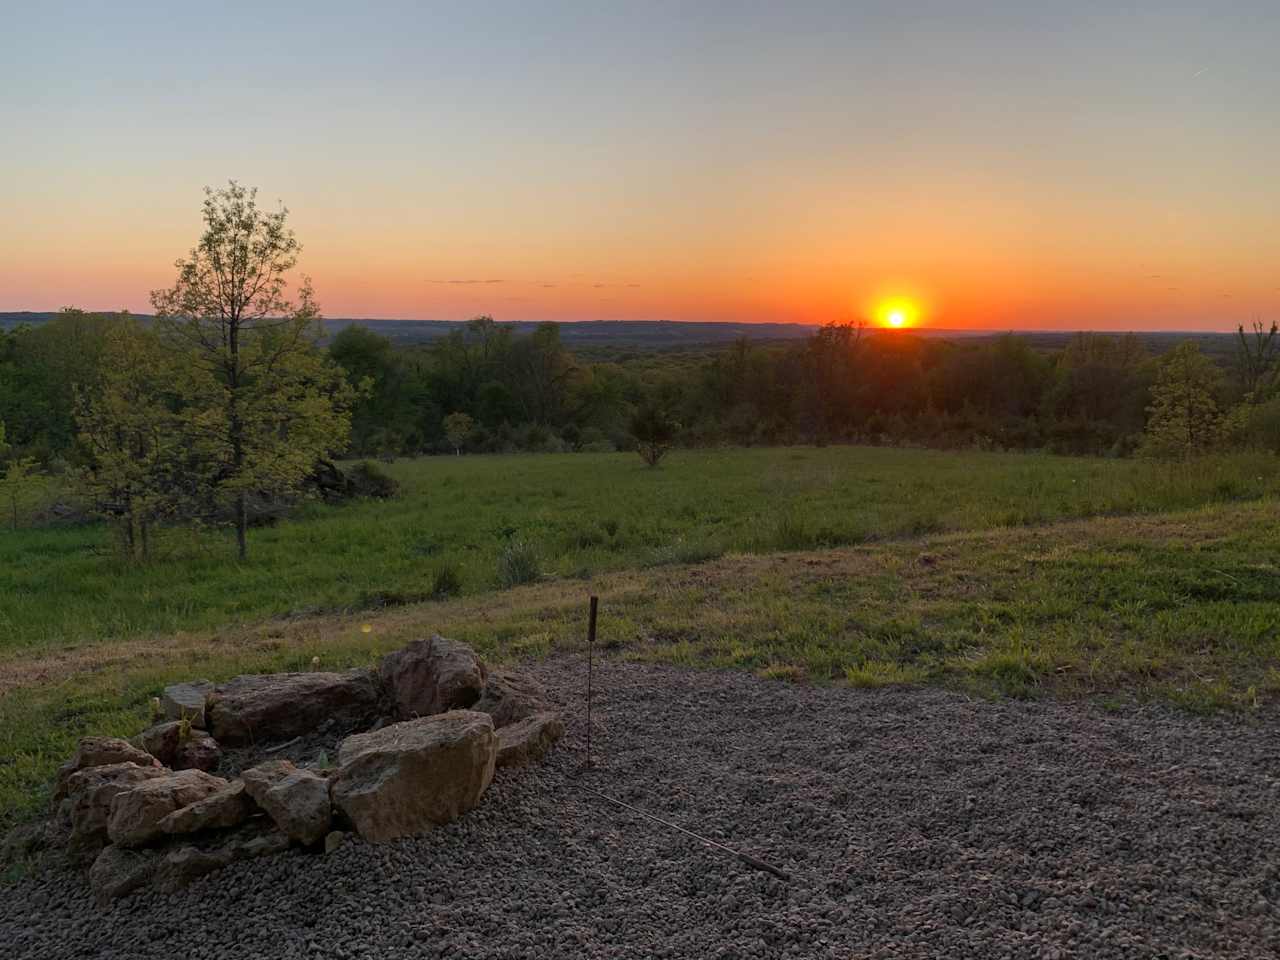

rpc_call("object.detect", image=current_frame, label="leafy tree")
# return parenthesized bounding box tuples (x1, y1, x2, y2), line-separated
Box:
(151, 182, 354, 559)
(0, 456, 42, 531)
(630, 405, 678, 467)
(443, 411, 474, 455)
(1140, 342, 1230, 459)
(74, 317, 188, 559)
(1234, 320, 1279, 401)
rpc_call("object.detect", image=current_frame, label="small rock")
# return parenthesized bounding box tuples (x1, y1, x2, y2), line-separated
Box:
(241, 760, 332, 846)
(133, 721, 185, 766)
(472, 667, 551, 728)
(173, 734, 222, 773)
(63, 762, 171, 863)
(107, 770, 229, 848)
(89, 844, 156, 904)
(324, 830, 347, 854)
(52, 737, 159, 806)
(496, 711, 564, 768)
(161, 680, 213, 727)
(379, 635, 487, 720)
(158, 781, 253, 835)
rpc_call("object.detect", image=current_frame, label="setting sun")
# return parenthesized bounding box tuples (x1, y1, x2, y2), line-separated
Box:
(874, 297, 922, 329)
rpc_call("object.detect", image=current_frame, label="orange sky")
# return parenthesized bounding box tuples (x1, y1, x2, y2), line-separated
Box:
(3, 4, 1278, 330)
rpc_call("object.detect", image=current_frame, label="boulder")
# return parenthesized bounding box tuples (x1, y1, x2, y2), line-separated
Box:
(206, 670, 382, 744)
(133, 721, 185, 766)
(472, 667, 551, 728)
(154, 823, 290, 889)
(89, 844, 156, 904)
(331, 711, 496, 842)
(53, 737, 158, 805)
(495, 711, 565, 768)
(107, 769, 229, 848)
(158, 780, 253, 835)
(63, 762, 171, 863)
(379, 636, 487, 720)
(174, 734, 221, 773)
(162, 681, 213, 727)
(241, 760, 331, 846)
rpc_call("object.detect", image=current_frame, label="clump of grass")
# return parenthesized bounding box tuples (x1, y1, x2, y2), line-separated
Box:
(496, 539, 541, 588)
(430, 564, 463, 599)
(845, 660, 928, 688)
(758, 663, 807, 683)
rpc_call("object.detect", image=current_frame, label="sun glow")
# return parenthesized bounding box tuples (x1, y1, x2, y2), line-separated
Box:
(874, 297, 922, 329)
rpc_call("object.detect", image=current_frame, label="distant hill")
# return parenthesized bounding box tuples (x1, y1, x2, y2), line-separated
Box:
(0, 311, 1240, 359)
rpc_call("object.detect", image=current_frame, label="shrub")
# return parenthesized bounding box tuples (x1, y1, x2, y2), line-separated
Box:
(430, 564, 463, 599)
(629, 405, 678, 467)
(496, 539, 541, 588)
(346, 461, 400, 499)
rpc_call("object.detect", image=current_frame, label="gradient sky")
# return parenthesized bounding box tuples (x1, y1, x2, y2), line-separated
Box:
(2, 1, 1278, 329)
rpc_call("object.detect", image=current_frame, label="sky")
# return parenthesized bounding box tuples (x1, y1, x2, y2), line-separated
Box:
(2, 1, 1278, 330)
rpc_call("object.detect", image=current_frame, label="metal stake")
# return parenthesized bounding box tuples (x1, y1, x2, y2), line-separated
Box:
(585, 595, 598, 768)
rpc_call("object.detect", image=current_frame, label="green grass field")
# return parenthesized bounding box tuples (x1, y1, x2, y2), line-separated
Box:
(2, 445, 1279, 829)
(3, 446, 1277, 655)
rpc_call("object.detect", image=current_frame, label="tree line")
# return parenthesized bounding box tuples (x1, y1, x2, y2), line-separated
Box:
(1, 184, 1277, 552)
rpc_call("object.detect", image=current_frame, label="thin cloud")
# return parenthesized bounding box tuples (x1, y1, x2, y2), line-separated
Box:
(428, 279, 504, 285)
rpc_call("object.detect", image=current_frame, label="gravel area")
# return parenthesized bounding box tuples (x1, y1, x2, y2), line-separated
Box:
(3, 658, 1279, 959)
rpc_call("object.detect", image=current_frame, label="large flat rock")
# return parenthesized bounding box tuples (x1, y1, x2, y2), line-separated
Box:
(331, 710, 496, 842)
(206, 669, 383, 744)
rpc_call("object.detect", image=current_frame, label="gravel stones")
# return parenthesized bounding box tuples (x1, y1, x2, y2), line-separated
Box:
(495, 711, 564, 768)
(241, 760, 331, 846)
(106, 770, 229, 848)
(4, 658, 1277, 958)
(206, 669, 383, 744)
(379, 635, 487, 719)
(332, 711, 497, 841)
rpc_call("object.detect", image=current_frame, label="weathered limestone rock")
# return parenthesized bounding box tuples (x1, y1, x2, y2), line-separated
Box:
(241, 760, 331, 846)
(495, 711, 565, 768)
(162, 681, 213, 727)
(64, 763, 171, 863)
(89, 844, 157, 904)
(331, 711, 496, 842)
(173, 734, 221, 772)
(472, 667, 551, 728)
(379, 636, 487, 720)
(206, 670, 382, 744)
(158, 780, 252, 835)
(53, 737, 158, 806)
(154, 823, 289, 889)
(107, 769, 229, 848)
(133, 721, 184, 766)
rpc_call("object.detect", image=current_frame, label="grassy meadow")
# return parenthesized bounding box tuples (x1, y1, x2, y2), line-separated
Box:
(2, 445, 1280, 828)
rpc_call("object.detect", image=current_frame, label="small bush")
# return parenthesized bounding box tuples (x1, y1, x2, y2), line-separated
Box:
(347, 461, 400, 499)
(496, 539, 541, 588)
(430, 564, 463, 599)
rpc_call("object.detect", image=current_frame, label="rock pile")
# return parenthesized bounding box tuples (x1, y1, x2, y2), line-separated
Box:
(38, 635, 561, 904)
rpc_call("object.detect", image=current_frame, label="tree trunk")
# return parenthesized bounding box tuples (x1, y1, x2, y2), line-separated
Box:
(140, 519, 150, 561)
(235, 492, 247, 561)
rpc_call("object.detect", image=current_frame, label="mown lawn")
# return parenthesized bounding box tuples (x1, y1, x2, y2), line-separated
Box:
(2, 492, 1279, 829)
(2, 446, 1277, 656)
